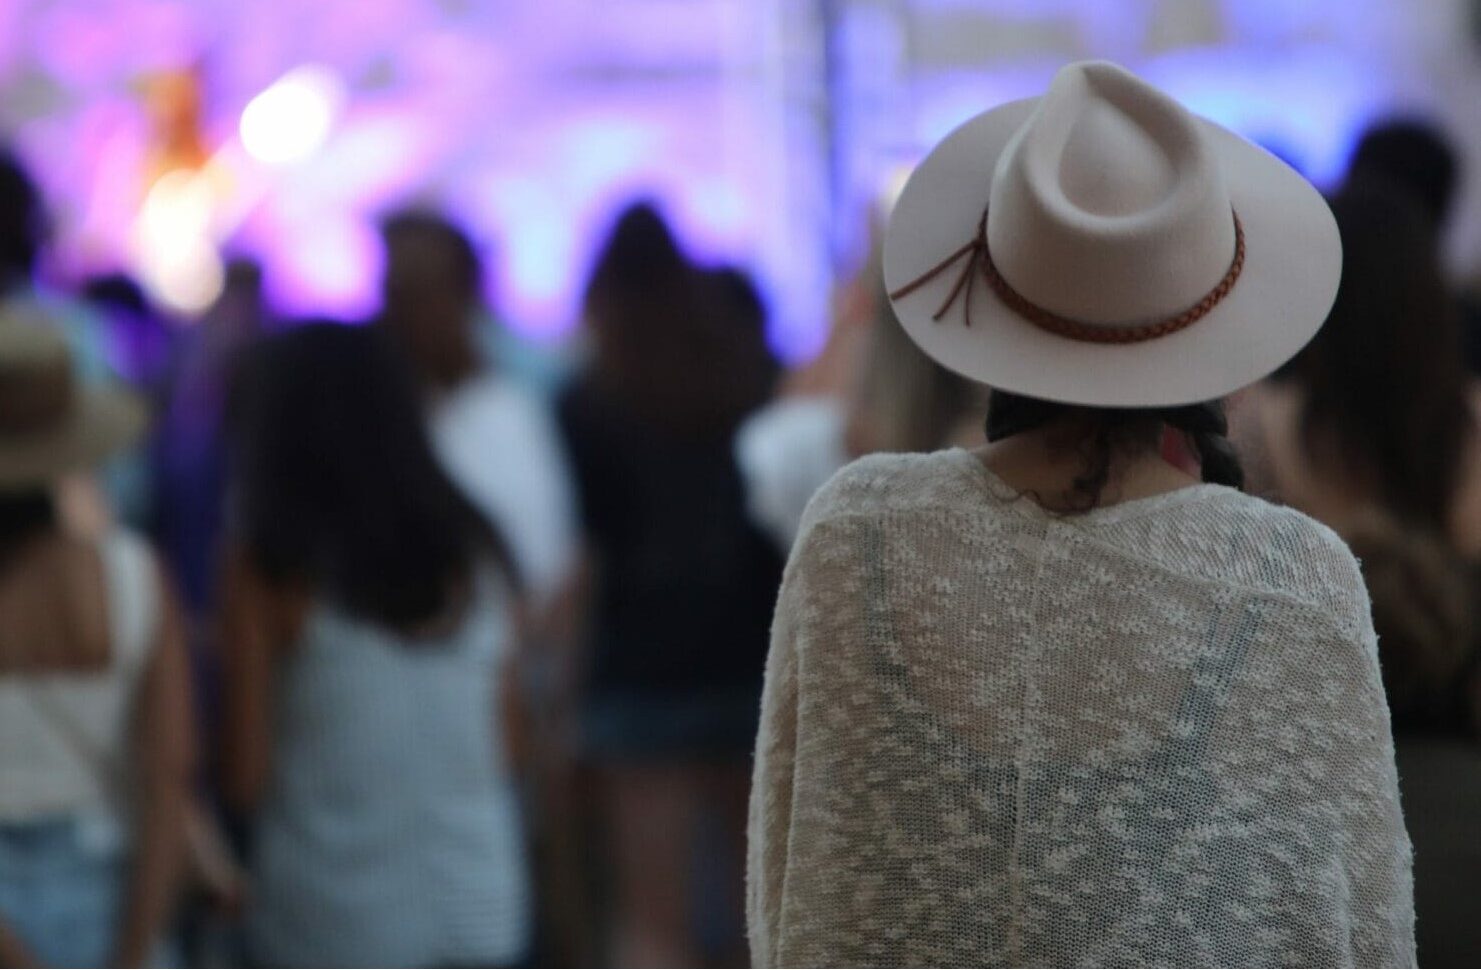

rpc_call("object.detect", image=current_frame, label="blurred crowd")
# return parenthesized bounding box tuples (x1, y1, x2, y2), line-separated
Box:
(1, 112, 1480, 968)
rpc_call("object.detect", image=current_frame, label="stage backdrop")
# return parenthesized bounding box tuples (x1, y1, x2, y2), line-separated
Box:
(2, 0, 1480, 358)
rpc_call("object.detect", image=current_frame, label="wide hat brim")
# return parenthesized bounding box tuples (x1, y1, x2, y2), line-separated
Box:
(883, 98, 1342, 408)
(0, 387, 146, 490)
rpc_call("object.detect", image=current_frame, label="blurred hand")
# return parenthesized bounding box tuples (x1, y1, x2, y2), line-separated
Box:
(185, 800, 247, 916)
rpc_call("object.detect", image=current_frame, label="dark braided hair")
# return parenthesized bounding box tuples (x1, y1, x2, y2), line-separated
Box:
(985, 390, 1243, 511)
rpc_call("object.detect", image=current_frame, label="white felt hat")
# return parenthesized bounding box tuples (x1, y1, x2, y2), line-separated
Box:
(883, 60, 1341, 407)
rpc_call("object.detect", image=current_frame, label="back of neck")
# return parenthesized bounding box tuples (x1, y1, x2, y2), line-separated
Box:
(975, 424, 1200, 512)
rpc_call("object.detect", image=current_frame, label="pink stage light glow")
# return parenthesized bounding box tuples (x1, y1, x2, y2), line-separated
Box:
(1, 0, 1462, 357)
(2, 0, 797, 347)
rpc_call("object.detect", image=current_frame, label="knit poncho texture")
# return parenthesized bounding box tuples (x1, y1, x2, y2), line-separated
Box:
(747, 449, 1415, 967)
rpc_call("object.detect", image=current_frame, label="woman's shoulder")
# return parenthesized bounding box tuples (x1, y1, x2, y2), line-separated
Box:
(4, 527, 156, 597)
(799, 449, 983, 527)
(1169, 489, 1369, 623)
(0, 529, 157, 672)
(794, 450, 1369, 618)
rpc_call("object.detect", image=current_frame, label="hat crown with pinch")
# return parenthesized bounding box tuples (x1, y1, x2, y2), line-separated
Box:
(987, 61, 1236, 330)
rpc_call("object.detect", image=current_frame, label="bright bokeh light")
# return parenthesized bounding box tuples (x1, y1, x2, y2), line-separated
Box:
(130, 168, 225, 313)
(239, 65, 344, 165)
(142, 239, 225, 315)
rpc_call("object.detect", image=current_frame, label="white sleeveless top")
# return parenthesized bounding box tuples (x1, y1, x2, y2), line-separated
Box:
(748, 450, 1415, 967)
(247, 568, 531, 967)
(0, 531, 159, 823)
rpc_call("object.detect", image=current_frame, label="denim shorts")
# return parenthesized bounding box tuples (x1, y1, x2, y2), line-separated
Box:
(0, 813, 125, 967)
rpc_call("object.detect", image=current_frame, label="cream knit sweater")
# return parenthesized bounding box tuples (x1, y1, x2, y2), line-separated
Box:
(747, 449, 1414, 967)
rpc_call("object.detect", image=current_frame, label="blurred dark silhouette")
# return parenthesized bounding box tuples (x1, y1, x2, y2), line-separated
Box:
(221, 322, 532, 966)
(81, 273, 176, 392)
(1345, 118, 1459, 231)
(1341, 117, 1481, 373)
(1269, 182, 1479, 731)
(378, 209, 484, 392)
(156, 258, 270, 617)
(1286, 182, 1473, 539)
(0, 149, 44, 294)
(555, 200, 782, 966)
(1238, 181, 1481, 964)
(579, 203, 778, 435)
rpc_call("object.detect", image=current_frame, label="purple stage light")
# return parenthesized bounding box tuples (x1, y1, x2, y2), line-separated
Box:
(1, 0, 1467, 360)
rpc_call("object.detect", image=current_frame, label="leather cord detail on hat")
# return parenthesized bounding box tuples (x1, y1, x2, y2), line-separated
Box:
(891, 207, 1246, 344)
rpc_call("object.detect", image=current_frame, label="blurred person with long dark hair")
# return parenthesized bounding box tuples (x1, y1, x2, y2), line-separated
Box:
(377, 209, 581, 963)
(1234, 181, 1481, 964)
(1236, 181, 1481, 733)
(0, 311, 193, 966)
(220, 324, 533, 967)
(556, 202, 782, 965)
(1340, 117, 1481, 376)
(1345, 119, 1459, 233)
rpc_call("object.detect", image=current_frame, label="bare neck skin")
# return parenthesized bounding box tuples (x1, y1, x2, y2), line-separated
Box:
(973, 419, 1201, 512)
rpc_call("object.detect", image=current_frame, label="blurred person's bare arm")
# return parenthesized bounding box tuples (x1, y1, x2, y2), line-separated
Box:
(528, 554, 585, 671)
(55, 474, 113, 538)
(113, 569, 195, 967)
(531, 549, 596, 756)
(500, 595, 536, 777)
(220, 548, 293, 812)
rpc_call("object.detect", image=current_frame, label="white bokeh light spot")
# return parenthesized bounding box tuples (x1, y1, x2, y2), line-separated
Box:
(239, 65, 344, 165)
